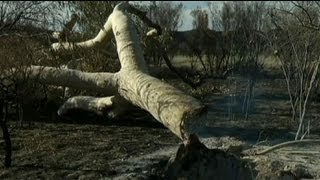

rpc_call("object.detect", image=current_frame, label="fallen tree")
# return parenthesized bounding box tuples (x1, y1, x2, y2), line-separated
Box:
(27, 2, 207, 141)
(6, 3, 320, 179)
(22, 4, 255, 178)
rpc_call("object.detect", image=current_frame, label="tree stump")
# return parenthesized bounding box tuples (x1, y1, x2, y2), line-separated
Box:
(165, 134, 253, 180)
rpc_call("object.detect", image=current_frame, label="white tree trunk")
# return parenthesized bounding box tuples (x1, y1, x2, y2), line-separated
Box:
(29, 2, 206, 140)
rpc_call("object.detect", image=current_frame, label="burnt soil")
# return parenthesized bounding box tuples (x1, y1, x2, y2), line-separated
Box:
(1, 76, 320, 179)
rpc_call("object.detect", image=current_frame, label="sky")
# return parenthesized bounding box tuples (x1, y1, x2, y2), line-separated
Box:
(172, 1, 223, 31)
(133, 1, 224, 31)
(58, 1, 224, 32)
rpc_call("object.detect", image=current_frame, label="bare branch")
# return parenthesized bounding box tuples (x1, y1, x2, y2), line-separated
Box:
(29, 65, 118, 95)
(255, 139, 320, 155)
(126, 3, 162, 36)
(291, 1, 319, 28)
(52, 13, 79, 42)
(58, 96, 114, 116)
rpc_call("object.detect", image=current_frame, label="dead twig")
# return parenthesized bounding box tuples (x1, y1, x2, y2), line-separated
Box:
(254, 139, 320, 155)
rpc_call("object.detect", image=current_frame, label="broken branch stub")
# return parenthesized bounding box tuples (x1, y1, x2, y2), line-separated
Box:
(38, 2, 207, 140)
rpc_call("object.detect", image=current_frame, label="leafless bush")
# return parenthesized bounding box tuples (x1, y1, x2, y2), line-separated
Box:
(267, 1, 320, 140)
(0, 33, 49, 167)
(206, 2, 270, 120)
